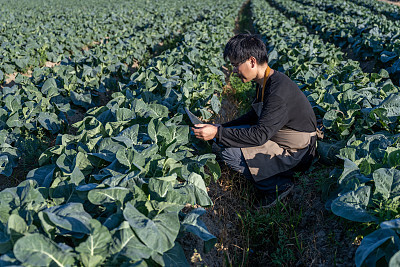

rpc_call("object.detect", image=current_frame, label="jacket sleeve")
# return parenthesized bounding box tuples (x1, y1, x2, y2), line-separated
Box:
(217, 94, 288, 148)
(221, 108, 258, 127)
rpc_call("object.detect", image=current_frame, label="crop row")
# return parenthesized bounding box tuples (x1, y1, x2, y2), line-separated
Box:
(0, 0, 225, 178)
(269, 0, 400, 83)
(254, 0, 400, 265)
(348, 0, 400, 20)
(0, 0, 244, 265)
(0, 0, 203, 75)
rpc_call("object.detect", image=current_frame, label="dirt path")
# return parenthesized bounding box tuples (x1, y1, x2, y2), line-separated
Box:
(180, 0, 365, 265)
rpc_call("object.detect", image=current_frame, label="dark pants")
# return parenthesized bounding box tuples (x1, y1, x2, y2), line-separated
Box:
(219, 125, 316, 194)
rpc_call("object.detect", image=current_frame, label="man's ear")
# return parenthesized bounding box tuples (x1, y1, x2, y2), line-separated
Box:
(250, 56, 257, 68)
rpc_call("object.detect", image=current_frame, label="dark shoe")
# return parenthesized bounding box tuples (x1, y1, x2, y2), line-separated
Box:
(254, 183, 294, 209)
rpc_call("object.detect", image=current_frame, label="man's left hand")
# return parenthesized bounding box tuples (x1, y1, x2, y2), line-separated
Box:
(191, 124, 218, 141)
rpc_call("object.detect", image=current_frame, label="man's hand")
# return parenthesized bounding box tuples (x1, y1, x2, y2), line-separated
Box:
(191, 124, 218, 141)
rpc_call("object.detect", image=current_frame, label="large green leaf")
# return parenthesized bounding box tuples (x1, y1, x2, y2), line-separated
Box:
(41, 78, 59, 97)
(373, 168, 400, 201)
(38, 112, 62, 134)
(70, 91, 92, 110)
(112, 124, 140, 147)
(163, 243, 190, 267)
(389, 250, 400, 267)
(182, 208, 217, 253)
(331, 186, 378, 223)
(88, 187, 131, 205)
(355, 229, 400, 267)
(6, 214, 28, 245)
(14, 233, 76, 267)
(123, 203, 180, 254)
(26, 164, 56, 188)
(40, 203, 92, 236)
(109, 221, 153, 262)
(75, 219, 112, 267)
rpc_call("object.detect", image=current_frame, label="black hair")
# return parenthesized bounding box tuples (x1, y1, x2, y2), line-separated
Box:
(223, 34, 268, 65)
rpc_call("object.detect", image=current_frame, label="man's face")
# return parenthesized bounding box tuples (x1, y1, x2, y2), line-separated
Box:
(231, 57, 256, 83)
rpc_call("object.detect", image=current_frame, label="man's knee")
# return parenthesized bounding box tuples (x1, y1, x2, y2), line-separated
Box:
(220, 147, 247, 174)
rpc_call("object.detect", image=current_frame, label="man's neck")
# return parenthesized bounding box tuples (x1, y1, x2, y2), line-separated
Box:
(255, 64, 274, 87)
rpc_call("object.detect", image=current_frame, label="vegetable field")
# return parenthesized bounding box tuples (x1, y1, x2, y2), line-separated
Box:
(1, 0, 400, 266)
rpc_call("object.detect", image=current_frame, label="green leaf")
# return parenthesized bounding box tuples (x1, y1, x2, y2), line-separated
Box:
(14, 233, 76, 266)
(206, 158, 221, 181)
(148, 176, 176, 199)
(387, 149, 400, 168)
(123, 203, 180, 254)
(109, 221, 153, 262)
(358, 159, 371, 176)
(389, 250, 400, 267)
(182, 208, 217, 253)
(70, 165, 86, 186)
(355, 229, 400, 267)
(70, 91, 92, 110)
(148, 103, 169, 118)
(148, 119, 157, 143)
(331, 186, 378, 223)
(163, 243, 190, 267)
(75, 219, 112, 267)
(6, 113, 23, 128)
(210, 95, 221, 114)
(26, 164, 56, 188)
(41, 78, 59, 97)
(38, 112, 61, 134)
(113, 124, 140, 147)
(40, 203, 92, 236)
(6, 214, 28, 245)
(88, 187, 131, 205)
(187, 173, 207, 193)
(373, 168, 400, 200)
(115, 108, 136, 122)
(4, 95, 21, 113)
(0, 228, 12, 254)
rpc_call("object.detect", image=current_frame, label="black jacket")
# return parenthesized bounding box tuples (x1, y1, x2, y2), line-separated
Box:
(217, 71, 317, 148)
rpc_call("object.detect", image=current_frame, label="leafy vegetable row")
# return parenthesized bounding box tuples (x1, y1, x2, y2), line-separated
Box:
(269, 0, 400, 83)
(348, 0, 400, 21)
(0, 0, 203, 75)
(0, 0, 223, 177)
(254, 0, 400, 265)
(0, 0, 244, 265)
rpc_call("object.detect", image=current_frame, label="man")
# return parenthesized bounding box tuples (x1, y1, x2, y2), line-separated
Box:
(192, 34, 317, 207)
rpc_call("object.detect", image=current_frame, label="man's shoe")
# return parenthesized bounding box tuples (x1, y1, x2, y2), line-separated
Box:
(255, 183, 294, 209)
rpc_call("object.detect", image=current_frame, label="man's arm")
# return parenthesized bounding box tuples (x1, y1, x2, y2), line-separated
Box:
(191, 124, 218, 141)
(217, 94, 288, 148)
(221, 108, 258, 128)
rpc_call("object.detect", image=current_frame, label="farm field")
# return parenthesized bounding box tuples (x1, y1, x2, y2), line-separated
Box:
(1, 0, 400, 266)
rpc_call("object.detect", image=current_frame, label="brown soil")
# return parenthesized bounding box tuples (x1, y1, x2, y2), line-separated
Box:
(343, 47, 376, 73)
(1, 70, 33, 89)
(378, 0, 400, 7)
(0, 175, 21, 191)
(44, 61, 60, 68)
(124, 60, 140, 76)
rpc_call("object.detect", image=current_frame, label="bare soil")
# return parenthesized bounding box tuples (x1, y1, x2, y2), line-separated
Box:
(378, 0, 400, 7)
(342, 47, 376, 74)
(0, 175, 21, 191)
(44, 61, 60, 68)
